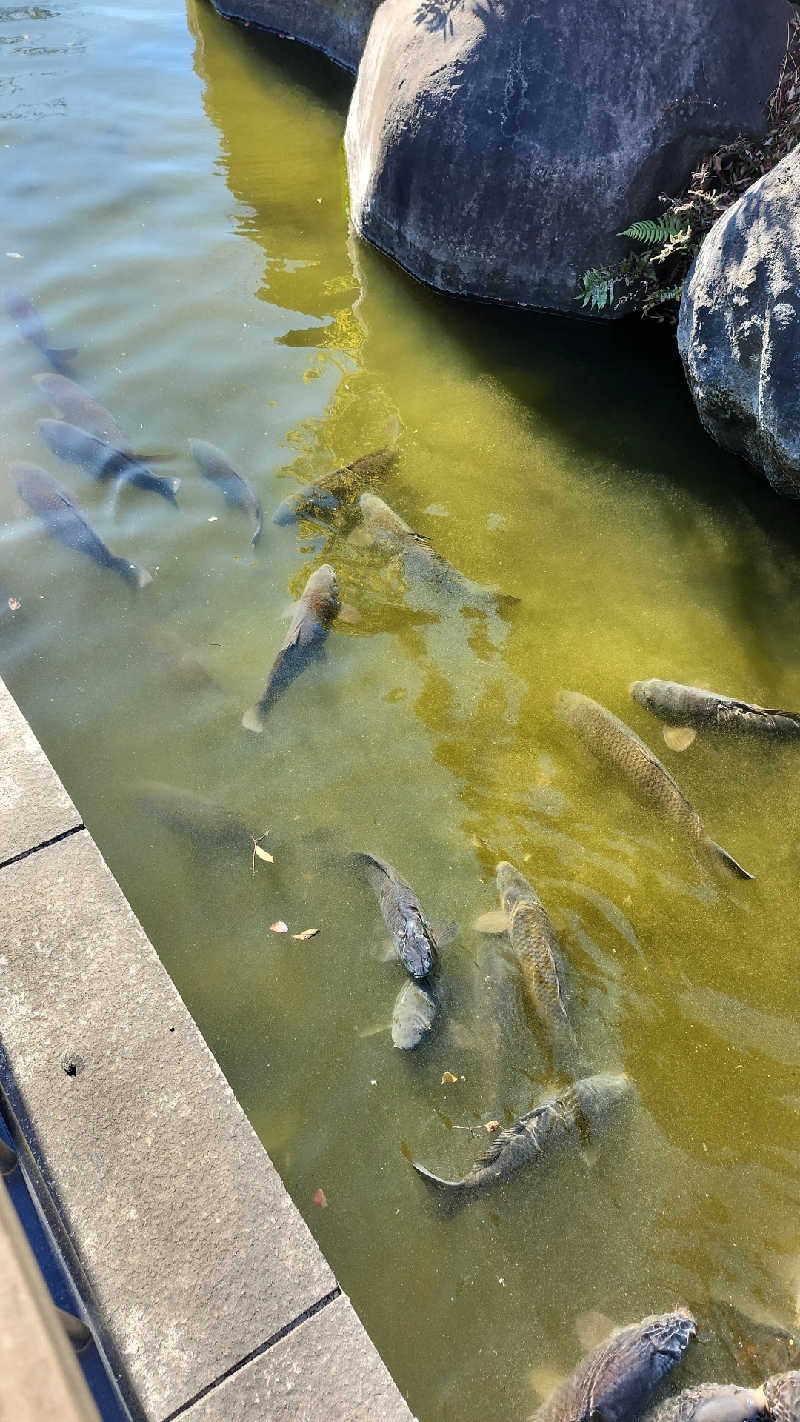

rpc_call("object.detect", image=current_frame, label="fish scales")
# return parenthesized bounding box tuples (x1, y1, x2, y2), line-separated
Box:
(354, 852, 438, 979)
(558, 691, 752, 880)
(413, 1072, 632, 1200)
(496, 861, 578, 1074)
(272, 448, 397, 525)
(631, 679, 800, 739)
(531, 1309, 697, 1422)
(642, 1383, 768, 1422)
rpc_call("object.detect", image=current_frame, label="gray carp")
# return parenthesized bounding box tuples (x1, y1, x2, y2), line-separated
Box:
(358, 492, 518, 614)
(530, 1309, 696, 1422)
(37, 420, 180, 505)
(392, 978, 438, 1050)
(272, 448, 397, 525)
(4, 289, 77, 371)
(137, 782, 250, 851)
(353, 852, 440, 979)
(558, 691, 752, 881)
(13, 464, 151, 588)
(763, 1372, 800, 1422)
(242, 564, 341, 731)
(631, 679, 800, 742)
(33, 373, 125, 444)
(413, 1072, 633, 1202)
(187, 439, 263, 545)
(494, 861, 578, 1075)
(642, 1384, 768, 1422)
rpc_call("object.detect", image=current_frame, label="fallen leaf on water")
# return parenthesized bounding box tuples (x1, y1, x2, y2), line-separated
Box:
(484, 1120, 501, 1133)
(270, 921, 288, 934)
(254, 845, 274, 863)
(312, 1188, 327, 1208)
(7, 597, 20, 611)
(441, 1071, 457, 1085)
(292, 928, 319, 940)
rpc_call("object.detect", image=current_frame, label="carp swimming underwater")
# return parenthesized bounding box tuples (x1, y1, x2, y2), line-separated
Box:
(13, 463, 151, 589)
(242, 564, 341, 732)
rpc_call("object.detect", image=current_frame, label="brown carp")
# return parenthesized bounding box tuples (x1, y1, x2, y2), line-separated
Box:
(631, 679, 800, 742)
(391, 978, 438, 1050)
(37, 419, 180, 505)
(494, 861, 579, 1075)
(529, 1310, 697, 1422)
(187, 439, 263, 545)
(4, 289, 77, 371)
(272, 448, 397, 525)
(763, 1371, 800, 1422)
(353, 852, 441, 979)
(13, 464, 151, 589)
(33, 373, 126, 444)
(557, 691, 752, 881)
(413, 1072, 633, 1203)
(242, 564, 341, 731)
(358, 492, 518, 614)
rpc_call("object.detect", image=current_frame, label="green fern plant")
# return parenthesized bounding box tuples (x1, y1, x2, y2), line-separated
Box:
(618, 215, 687, 245)
(576, 267, 616, 312)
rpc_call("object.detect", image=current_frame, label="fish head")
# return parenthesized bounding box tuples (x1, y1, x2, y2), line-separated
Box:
(579, 1073, 636, 1126)
(397, 910, 436, 979)
(629, 679, 663, 714)
(555, 689, 588, 722)
(304, 564, 340, 623)
(496, 860, 535, 911)
(590, 1309, 696, 1421)
(763, 1372, 800, 1422)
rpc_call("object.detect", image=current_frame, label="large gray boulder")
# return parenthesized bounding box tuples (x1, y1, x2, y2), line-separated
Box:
(206, 0, 380, 72)
(344, 0, 788, 313)
(678, 146, 800, 496)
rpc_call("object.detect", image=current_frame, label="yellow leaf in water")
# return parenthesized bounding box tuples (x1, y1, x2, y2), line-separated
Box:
(270, 921, 288, 934)
(441, 1071, 458, 1085)
(254, 845, 274, 863)
(292, 928, 319, 941)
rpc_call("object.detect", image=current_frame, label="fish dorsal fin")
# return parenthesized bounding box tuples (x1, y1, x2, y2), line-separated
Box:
(477, 1112, 536, 1167)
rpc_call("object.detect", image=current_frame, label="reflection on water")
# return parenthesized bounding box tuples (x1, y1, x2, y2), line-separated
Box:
(2, 0, 800, 1417)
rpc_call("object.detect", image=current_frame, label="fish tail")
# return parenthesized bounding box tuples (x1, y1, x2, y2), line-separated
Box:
(412, 1161, 470, 1211)
(251, 508, 264, 546)
(241, 704, 266, 734)
(113, 556, 152, 589)
(705, 837, 754, 881)
(46, 346, 78, 373)
(132, 563, 153, 590)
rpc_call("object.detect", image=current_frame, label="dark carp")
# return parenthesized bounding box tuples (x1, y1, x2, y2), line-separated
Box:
(494, 861, 579, 1075)
(642, 1383, 768, 1422)
(33, 373, 125, 444)
(391, 978, 438, 1050)
(558, 691, 753, 881)
(413, 1072, 633, 1203)
(37, 419, 180, 504)
(358, 492, 519, 614)
(242, 564, 341, 731)
(137, 781, 250, 851)
(13, 463, 151, 588)
(353, 852, 441, 979)
(272, 448, 397, 526)
(187, 439, 263, 545)
(631, 679, 800, 743)
(530, 1309, 697, 1422)
(4, 289, 77, 372)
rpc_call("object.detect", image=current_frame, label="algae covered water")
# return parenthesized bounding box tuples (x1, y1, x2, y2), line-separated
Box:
(2, 3, 800, 1417)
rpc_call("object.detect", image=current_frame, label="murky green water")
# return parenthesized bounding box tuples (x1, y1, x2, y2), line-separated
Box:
(2, 3, 800, 1417)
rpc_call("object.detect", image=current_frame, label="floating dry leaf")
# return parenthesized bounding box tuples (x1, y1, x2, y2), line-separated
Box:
(7, 597, 20, 611)
(484, 1120, 501, 1133)
(441, 1071, 457, 1085)
(312, 1188, 327, 1208)
(270, 920, 288, 934)
(251, 830, 272, 875)
(292, 928, 319, 941)
(254, 845, 274, 863)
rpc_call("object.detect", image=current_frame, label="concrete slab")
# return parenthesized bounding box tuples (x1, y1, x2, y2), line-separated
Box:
(0, 830, 335, 1421)
(0, 681, 81, 864)
(180, 1292, 416, 1422)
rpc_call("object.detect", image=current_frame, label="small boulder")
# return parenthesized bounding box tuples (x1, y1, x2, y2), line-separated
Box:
(678, 146, 800, 496)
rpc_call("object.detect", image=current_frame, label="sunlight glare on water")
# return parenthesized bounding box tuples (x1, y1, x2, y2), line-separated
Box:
(2, 2, 800, 1418)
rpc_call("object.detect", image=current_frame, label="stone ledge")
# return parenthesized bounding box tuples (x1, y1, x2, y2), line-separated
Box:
(0, 680, 82, 864)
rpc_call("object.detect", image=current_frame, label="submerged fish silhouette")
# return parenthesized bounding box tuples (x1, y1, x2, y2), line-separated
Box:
(242, 564, 341, 731)
(4, 289, 77, 372)
(37, 419, 180, 505)
(188, 438, 263, 545)
(13, 463, 151, 588)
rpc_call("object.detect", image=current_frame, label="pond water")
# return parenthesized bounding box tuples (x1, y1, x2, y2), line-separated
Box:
(2, 3, 800, 1418)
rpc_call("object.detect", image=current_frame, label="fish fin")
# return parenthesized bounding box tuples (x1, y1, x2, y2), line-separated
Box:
(241, 705, 265, 734)
(372, 939, 398, 964)
(706, 839, 754, 881)
(251, 509, 264, 546)
(337, 602, 361, 625)
(357, 1021, 391, 1039)
(135, 566, 153, 589)
(411, 1161, 467, 1201)
(168, 477, 181, 496)
(663, 724, 697, 751)
(131, 449, 176, 464)
(579, 1143, 599, 1171)
(529, 1368, 566, 1404)
(574, 1311, 618, 1352)
(473, 909, 510, 935)
(430, 917, 457, 948)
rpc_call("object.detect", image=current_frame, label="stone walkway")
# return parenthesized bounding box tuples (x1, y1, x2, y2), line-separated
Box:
(0, 678, 414, 1422)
